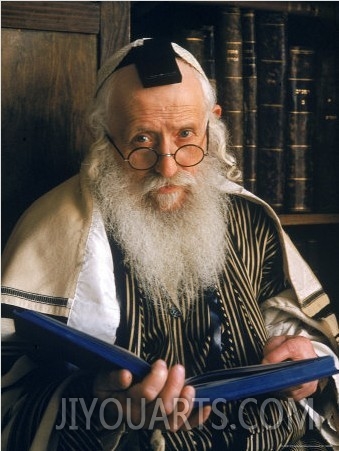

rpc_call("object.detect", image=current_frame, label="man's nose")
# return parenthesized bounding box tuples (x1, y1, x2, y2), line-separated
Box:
(154, 151, 179, 178)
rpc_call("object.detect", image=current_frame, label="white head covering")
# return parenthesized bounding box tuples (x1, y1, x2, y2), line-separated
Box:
(96, 37, 208, 94)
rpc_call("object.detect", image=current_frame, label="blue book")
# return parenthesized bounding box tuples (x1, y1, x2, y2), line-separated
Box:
(13, 308, 338, 403)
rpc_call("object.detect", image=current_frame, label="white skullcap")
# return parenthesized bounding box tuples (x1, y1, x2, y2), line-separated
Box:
(96, 37, 208, 94)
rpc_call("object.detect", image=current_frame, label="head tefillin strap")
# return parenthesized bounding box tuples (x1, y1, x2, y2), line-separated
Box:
(115, 39, 182, 88)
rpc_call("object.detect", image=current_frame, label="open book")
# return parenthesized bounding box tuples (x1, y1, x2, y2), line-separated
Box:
(13, 308, 339, 403)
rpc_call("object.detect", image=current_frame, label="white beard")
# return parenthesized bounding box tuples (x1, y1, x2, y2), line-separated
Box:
(89, 152, 229, 314)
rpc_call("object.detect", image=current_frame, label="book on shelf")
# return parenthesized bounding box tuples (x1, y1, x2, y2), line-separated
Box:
(12, 308, 339, 404)
(241, 8, 258, 194)
(215, 6, 244, 180)
(313, 49, 339, 213)
(178, 26, 216, 91)
(256, 11, 288, 213)
(178, 28, 205, 69)
(201, 25, 216, 91)
(285, 46, 316, 213)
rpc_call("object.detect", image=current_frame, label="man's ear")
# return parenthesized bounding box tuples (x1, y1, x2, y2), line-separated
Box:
(212, 104, 222, 118)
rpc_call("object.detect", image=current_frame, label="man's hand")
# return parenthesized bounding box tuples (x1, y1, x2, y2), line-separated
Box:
(262, 335, 318, 401)
(93, 359, 211, 431)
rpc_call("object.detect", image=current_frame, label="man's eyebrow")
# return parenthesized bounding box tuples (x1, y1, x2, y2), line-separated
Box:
(129, 127, 156, 137)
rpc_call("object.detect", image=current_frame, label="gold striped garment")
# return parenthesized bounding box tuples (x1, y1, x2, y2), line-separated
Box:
(110, 195, 326, 450)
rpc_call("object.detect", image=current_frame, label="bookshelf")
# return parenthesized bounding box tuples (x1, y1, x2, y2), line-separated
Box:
(130, 1, 339, 315)
(131, 1, 338, 214)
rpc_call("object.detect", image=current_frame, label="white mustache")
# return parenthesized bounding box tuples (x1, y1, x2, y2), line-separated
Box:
(141, 172, 197, 195)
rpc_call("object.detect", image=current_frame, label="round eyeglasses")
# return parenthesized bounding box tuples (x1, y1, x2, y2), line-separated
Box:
(105, 132, 209, 171)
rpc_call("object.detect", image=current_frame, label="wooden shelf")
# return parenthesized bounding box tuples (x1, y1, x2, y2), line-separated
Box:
(132, 2, 338, 22)
(179, 1, 337, 18)
(279, 214, 339, 226)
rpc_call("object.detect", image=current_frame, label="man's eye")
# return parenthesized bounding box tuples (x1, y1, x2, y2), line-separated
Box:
(179, 130, 192, 139)
(135, 135, 150, 145)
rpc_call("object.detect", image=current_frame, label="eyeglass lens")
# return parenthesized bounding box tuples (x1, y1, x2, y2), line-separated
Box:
(128, 145, 205, 170)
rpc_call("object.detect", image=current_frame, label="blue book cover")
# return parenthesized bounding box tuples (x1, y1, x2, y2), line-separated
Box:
(13, 308, 338, 403)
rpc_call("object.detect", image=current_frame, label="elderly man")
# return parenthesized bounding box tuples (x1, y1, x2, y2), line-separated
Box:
(2, 38, 339, 450)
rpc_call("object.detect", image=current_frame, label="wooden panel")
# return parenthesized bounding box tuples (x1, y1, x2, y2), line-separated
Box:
(1, 29, 97, 244)
(1, 2, 130, 248)
(1, 1, 100, 33)
(100, 1, 130, 64)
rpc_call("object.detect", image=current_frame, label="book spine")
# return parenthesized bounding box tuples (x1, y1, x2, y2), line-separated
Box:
(179, 28, 205, 66)
(215, 6, 244, 178)
(178, 27, 216, 90)
(242, 9, 258, 194)
(313, 50, 339, 213)
(286, 46, 316, 212)
(256, 11, 287, 212)
(202, 25, 217, 92)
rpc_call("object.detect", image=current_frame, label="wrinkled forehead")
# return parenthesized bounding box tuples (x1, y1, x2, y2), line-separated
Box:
(96, 38, 208, 94)
(105, 60, 207, 132)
